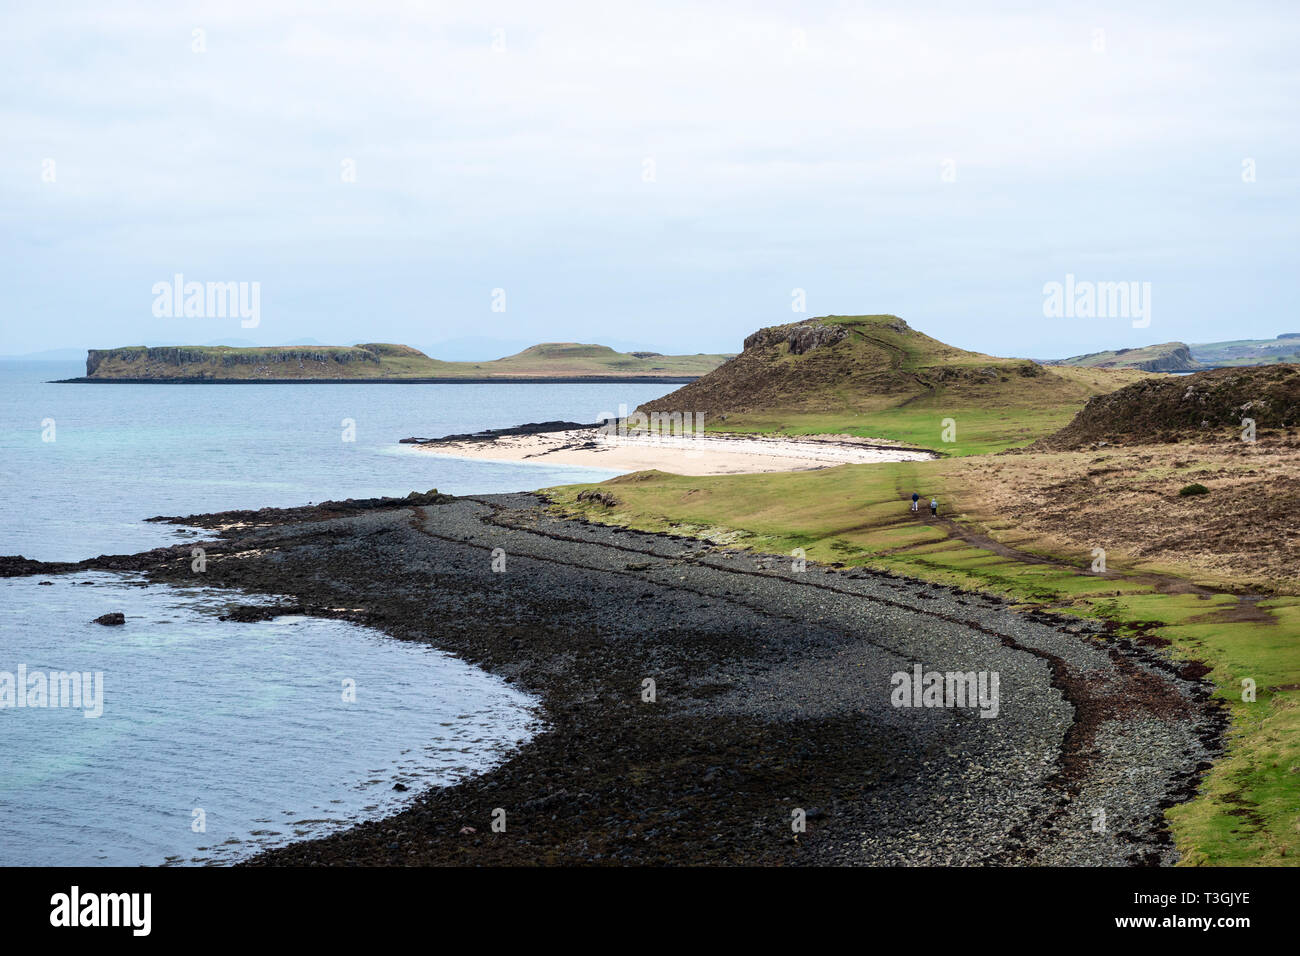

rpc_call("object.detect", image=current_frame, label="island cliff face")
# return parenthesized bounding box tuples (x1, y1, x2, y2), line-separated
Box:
(1104, 343, 1201, 373)
(71, 342, 732, 383)
(1148, 344, 1199, 372)
(85, 346, 382, 378)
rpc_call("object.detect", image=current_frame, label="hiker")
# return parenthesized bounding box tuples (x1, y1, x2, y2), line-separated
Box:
(911, 492, 920, 512)
(930, 497, 938, 516)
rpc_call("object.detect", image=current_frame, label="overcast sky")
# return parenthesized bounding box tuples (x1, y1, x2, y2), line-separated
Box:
(3, 0, 1297, 359)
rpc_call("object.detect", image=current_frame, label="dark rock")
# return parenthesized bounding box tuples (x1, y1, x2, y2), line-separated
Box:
(743, 319, 848, 355)
(1033, 364, 1300, 450)
(404, 421, 599, 445)
(93, 612, 125, 626)
(146, 489, 451, 528)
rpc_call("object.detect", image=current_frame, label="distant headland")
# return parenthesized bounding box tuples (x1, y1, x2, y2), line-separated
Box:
(56, 342, 733, 384)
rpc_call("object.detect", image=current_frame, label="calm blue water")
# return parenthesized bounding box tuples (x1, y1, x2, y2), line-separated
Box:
(0, 362, 676, 865)
(1, 361, 675, 561)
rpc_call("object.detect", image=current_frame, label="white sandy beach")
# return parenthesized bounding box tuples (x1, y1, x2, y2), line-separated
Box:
(413, 428, 936, 476)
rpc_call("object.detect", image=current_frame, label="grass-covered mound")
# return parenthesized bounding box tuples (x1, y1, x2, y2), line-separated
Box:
(637, 314, 1151, 454)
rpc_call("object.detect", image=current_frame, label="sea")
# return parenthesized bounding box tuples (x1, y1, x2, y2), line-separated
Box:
(0, 361, 677, 865)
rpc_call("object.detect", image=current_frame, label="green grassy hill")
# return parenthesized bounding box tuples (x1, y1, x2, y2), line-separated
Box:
(1191, 334, 1300, 367)
(1051, 335, 1300, 370)
(1049, 341, 1201, 372)
(80, 342, 732, 382)
(638, 314, 1152, 454)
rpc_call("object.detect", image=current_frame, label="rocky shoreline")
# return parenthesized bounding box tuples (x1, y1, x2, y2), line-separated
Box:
(4, 492, 1223, 865)
(399, 420, 601, 444)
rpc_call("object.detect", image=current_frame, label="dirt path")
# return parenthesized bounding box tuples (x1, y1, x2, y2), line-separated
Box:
(889, 473, 1273, 622)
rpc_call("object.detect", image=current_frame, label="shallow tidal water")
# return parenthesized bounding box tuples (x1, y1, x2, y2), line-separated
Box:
(0, 573, 540, 866)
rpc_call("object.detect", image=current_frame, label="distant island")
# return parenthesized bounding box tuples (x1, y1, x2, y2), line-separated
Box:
(60, 342, 734, 383)
(1047, 334, 1300, 372)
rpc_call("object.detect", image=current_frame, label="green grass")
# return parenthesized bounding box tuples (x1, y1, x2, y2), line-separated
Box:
(710, 403, 1086, 456)
(547, 460, 1300, 865)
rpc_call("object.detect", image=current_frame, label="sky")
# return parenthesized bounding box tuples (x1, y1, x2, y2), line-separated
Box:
(2, 0, 1297, 360)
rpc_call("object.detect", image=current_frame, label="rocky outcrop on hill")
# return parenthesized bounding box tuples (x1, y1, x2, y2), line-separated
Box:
(1032, 365, 1300, 449)
(1129, 343, 1199, 372)
(742, 319, 851, 355)
(639, 318, 871, 417)
(638, 314, 1049, 421)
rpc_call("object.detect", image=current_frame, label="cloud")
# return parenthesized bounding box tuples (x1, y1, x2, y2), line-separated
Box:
(2, 0, 1298, 354)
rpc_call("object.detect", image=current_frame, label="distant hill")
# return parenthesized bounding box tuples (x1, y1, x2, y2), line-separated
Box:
(1190, 334, 1300, 367)
(419, 336, 537, 361)
(1031, 364, 1300, 449)
(72, 342, 732, 383)
(1047, 342, 1201, 372)
(637, 315, 1152, 454)
(1050, 334, 1300, 371)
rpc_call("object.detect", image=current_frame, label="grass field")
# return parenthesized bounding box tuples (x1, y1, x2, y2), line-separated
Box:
(704, 403, 1087, 456)
(547, 455, 1300, 865)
